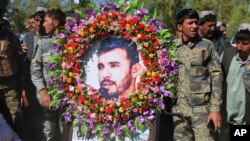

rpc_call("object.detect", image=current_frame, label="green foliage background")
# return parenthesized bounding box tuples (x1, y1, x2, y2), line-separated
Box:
(3, 0, 250, 38)
(138, 0, 250, 38)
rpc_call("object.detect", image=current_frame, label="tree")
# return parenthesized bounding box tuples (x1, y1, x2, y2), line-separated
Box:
(0, 0, 10, 12)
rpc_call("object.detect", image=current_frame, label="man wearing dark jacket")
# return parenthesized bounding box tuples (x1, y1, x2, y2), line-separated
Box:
(0, 8, 25, 136)
(219, 23, 250, 141)
(199, 11, 230, 56)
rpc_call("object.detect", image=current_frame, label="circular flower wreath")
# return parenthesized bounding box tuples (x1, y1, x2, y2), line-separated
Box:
(48, 0, 178, 139)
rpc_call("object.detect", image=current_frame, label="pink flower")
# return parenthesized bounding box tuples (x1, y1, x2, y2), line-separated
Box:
(115, 101, 121, 107)
(69, 85, 75, 92)
(76, 49, 84, 57)
(77, 105, 83, 111)
(111, 21, 118, 26)
(77, 83, 85, 89)
(145, 85, 151, 89)
(132, 37, 137, 43)
(90, 113, 97, 119)
(110, 26, 114, 30)
(157, 50, 163, 56)
(75, 75, 81, 83)
(152, 86, 159, 93)
(158, 58, 164, 65)
(61, 61, 68, 68)
(132, 108, 138, 113)
(75, 37, 83, 43)
(141, 67, 147, 73)
(85, 110, 91, 117)
(142, 89, 149, 95)
(106, 115, 113, 121)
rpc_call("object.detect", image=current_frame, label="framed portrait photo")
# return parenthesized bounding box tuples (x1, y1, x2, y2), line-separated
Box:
(48, 1, 178, 140)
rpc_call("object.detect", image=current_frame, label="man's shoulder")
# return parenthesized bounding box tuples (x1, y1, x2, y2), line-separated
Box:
(38, 35, 54, 44)
(196, 38, 214, 49)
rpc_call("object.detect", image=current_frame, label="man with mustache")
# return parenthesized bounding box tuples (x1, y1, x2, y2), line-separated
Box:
(219, 23, 250, 141)
(97, 37, 141, 99)
(199, 11, 230, 56)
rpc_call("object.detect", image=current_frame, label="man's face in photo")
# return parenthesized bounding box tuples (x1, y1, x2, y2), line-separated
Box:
(98, 48, 132, 98)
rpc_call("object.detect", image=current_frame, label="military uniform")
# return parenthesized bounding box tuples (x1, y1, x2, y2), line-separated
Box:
(172, 36, 223, 141)
(31, 35, 64, 141)
(0, 28, 24, 130)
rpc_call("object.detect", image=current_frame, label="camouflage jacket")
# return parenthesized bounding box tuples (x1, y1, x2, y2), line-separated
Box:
(0, 32, 25, 90)
(174, 36, 223, 112)
(31, 35, 54, 93)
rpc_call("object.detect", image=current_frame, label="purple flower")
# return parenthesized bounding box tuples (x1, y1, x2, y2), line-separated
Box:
(130, 126, 136, 131)
(107, 2, 120, 9)
(143, 111, 149, 115)
(64, 112, 71, 122)
(136, 8, 149, 18)
(65, 20, 73, 31)
(160, 85, 170, 96)
(136, 116, 145, 123)
(159, 101, 165, 109)
(103, 129, 110, 135)
(57, 84, 64, 90)
(100, 2, 120, 13)
(54, 43, 61, 53)
(58, 33, 67, 39)
(114, 124, 123, 135)
(80, 20, 87, 26)
(148, 18, 166, 31)
(85, 9, 95, 19)
(73, 13, 79, 23)
(164, 90, 170, 97)
(49, 63, 58, 70)
(72, 25, 78, 32)
(148, 115, 155, 120)
(128, 120, 133, 127)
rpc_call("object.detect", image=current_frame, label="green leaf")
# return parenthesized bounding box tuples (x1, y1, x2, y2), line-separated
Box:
(73, 119, 79, 127)
(80, 126, 88, 134)
(124, 5, 131, 12)
(124, 125, 132, 138)
(75, 8, 86, 19)
(97, 130, 103, 139)
(118, 0, 125, 5)
(95, 124, 102, 131)
(152, 8, 157, 18)
(54, 38, 64, 44)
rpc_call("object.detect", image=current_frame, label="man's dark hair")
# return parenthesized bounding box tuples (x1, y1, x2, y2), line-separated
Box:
(97, 37, 139, 67)
(235, 29, 250, 41)
(199, 14, 217, 25)
(28, 15, 34, 19)
(176, 9, 199, 25)
(46, 8, 66, 26)
(34, 10, 46, 21)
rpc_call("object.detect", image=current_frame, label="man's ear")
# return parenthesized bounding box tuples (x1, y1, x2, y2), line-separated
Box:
(177, 24, 182, 31)
(131, 63, 141, 78)
(54, 19, 59, 27)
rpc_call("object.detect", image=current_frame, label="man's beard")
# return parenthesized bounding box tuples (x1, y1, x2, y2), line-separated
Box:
(98, 87, 119, 100)
(99, 77, 131, 100)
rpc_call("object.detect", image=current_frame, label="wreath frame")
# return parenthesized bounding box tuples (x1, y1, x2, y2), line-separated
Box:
(48, 0, 178, 139)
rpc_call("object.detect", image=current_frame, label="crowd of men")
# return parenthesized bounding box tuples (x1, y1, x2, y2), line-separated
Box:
(0, 5, 249, 141)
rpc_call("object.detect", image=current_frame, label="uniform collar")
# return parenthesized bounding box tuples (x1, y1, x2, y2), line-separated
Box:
(175, 35, 202, 48)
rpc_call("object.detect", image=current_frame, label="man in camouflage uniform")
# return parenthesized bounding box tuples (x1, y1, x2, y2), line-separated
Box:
(172, 9, 223, 141)
(0, 8, 24, 133)
(31, 8, 66, 141)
